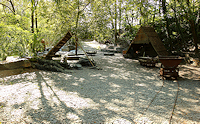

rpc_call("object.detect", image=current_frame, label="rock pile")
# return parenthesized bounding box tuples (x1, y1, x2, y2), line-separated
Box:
(77, 57, 96, 67)
(33, 58, 70, 73)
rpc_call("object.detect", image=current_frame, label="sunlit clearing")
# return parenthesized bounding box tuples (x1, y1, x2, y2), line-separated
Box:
(84, 40, 104, 49)
(0, 72, 37, 83)
(90, 73, 108, 80)
(78, 78, 85, 82)
(196, 88, 200, 94)
(182, 98, 199, 103)
(145, 76, 156, 80)
(67, 112, 80, 120)
(105, 117, 132, 124)
(56, 91, 99, 109)
(0, 82, 40, 106)
(105, 103, 128, 113)
(112, 98, 135, 107)
(135, 117, 153, 124)
(30, 100, 41, 110)
(72, 82, 79, 86)
(99, 99, 107, 103)
(109, 82, 121, 88)
(110, 74, 127, 80)
(135, 83, 147, 87)
(10, 109, 24, 122)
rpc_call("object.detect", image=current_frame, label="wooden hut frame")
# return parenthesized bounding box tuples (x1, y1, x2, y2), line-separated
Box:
(125, 26, 168, 58)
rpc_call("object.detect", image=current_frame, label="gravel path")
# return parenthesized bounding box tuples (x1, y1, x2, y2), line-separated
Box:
(0, 41, 199, 124)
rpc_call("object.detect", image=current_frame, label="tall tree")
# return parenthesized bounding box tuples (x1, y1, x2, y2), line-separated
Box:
(186, 0, 199, 56)
(31, 0, 35, 33)
(114, 0, 117, 44)
(162, 0, 173, 51)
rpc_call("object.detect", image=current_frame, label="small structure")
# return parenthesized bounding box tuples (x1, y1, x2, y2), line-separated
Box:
(159, 56, 183, 79)
(124, 26, 168, 58)
(45, 31, 72, 60)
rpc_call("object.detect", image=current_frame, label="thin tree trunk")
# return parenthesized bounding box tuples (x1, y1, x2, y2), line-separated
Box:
(186, 0, 199, 57)
(31, 0, 34, 33)
(75, 0, 80, 55)
(31, 10, 34, 33)
(114, 0, 117, 45)
(119, 0, 122, 31)
(35, 6, 38, 33)
(139, 8, 142, 25)
(172, 1, 184, 50)
(9, 0, 15, 14)
(190, 20, 199, 56)
(162, 0, 172, 52)
(0, 2, 15, 14)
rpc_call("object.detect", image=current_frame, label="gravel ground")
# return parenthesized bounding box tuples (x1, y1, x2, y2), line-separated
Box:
(0, 41, 199, 124)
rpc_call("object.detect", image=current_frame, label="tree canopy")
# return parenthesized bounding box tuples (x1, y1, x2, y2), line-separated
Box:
(0, 0, 199, 60)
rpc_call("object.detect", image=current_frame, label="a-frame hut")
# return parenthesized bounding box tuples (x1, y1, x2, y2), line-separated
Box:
(125, 26, 168, 58)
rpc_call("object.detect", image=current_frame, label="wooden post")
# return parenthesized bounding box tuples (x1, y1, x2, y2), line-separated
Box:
(75, 35, 78, 55)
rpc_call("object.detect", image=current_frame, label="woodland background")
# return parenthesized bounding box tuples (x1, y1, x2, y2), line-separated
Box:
(0, 0, 199, 60)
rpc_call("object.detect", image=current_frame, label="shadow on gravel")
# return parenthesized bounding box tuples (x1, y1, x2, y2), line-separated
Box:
(25, 71, 75, 123)
(173, 78, 200, 123)
(0, 55, 199, 123)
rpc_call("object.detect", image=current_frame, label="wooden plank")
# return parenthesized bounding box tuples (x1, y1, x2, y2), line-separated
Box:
(145, 32, 159, 37)
(0, 69, 24, 78)
(46, 31, 72, 59)
(133, 29, 149, 44)
(149, 37, 168, 56)
(140, 26, 155, 32)
(0, 60, 31, 70)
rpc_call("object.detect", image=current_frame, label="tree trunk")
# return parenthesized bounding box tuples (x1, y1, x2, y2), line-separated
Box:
(119, 0, 122, 31)
(190, 20, 199, 56)
(162, 0, 172, 52)
(173, 1, 185, 50)
(35, 7, 38, 33)
(31, 0, 34, 33)
(114, 0, 117, 45)
(186, 0, 199, 57)
(31, 10, 34, 33)
(9, 0, 15, 15)
(75, 0, 80, 55)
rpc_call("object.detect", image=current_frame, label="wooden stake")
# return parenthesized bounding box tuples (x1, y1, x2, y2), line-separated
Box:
(75, 36, 78, 55)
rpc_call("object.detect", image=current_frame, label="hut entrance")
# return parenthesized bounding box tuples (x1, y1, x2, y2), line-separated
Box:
(128, 43, 157, 58)
(124, 26, 168, 59)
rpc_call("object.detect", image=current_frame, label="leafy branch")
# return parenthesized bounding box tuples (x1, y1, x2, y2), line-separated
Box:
(0, 2, 15, 14)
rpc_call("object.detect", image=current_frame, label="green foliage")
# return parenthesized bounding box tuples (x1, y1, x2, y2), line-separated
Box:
(151, 0, 200, 55)
(31, 33, 44, 55)
(0, 23, 34, 59)
(0, 0, 199, 58)
(120, 24, 139, 41)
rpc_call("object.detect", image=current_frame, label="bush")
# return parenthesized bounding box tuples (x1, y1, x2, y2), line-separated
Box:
(0, 23, 44, 59)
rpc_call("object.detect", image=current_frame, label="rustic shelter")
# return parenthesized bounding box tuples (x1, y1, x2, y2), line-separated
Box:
(125, 26, 168, 58)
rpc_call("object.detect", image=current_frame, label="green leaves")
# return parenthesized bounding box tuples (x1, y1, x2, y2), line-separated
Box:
(0, 23, 33, 59)
(0, 0, 199, 58)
